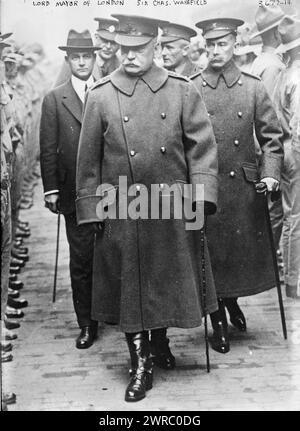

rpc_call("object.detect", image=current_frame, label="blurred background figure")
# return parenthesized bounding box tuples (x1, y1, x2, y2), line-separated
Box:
(250, 4, 287, 278)
(272, 16, 300, 299)
(189, 41, 208, 71)
(1, 29, 55, 411)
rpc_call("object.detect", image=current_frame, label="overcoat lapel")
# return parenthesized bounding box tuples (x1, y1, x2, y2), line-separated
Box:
(61, 80, 83, 123)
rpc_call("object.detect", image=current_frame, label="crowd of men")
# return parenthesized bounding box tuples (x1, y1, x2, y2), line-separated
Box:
(1, 3, 300, 408)
(0, 34, 55, 410)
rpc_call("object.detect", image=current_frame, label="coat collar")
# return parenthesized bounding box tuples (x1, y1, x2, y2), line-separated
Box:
(61, 79, 83, 123)
(110, 63, 168, 96)
(202, 59, 242, 89)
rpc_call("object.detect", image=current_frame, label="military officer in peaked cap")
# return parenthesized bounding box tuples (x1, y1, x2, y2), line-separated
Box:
(40, 30, 100, 349)
(93, 17, 120, 79)
(76, 14, 219, 402)
(160, 22, 201, 77)
(191, 18, 283, 353)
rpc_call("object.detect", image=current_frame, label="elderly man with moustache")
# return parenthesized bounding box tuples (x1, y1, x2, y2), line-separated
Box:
(191, 17, 283, 354)
(76, 14, 219, 402)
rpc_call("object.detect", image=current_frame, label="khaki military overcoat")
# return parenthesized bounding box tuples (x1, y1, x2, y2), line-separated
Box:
(76, 63, 219, 332)
(192, 60, 283, 298)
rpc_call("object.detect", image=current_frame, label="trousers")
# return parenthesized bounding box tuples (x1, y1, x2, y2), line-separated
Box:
(64, 212, 95, 327)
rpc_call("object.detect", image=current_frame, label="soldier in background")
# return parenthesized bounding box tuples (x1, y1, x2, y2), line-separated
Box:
(273, 16, 300, 299)
(1, 31, 17, 410)
(160, 22, 201, 77)
(54, 18, 120, 87)
(250, 4, 286, 96)
(192, 17, 283, 353)
(250, 4, 287, 255)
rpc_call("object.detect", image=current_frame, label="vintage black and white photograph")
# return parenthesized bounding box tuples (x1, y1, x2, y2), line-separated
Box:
(1, 0, 299, 413)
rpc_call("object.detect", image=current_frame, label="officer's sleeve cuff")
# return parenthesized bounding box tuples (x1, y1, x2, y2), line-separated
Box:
(75, 195, 103, 226)
(191, 172, 218, 207)
(44, 190, 59, 196)
(260, 156, 282, 183)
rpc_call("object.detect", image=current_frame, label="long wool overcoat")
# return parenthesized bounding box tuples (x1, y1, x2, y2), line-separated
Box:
(76, 63, 219, 332)
(191, 60, 283, 298)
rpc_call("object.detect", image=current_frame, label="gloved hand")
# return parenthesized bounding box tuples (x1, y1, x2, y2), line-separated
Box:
(44, 193, 60, 214)
(255, 179, 281, 201)
(260, 177, 279, 193)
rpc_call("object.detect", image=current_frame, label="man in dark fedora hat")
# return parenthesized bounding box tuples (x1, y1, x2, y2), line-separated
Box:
(191, 17, 283, 353)
(40, 30, 99, 349)
(54, 19, 120, 87)
(160, 22, 201, 77)
(273, 16, 300, 299)
(76, 14, 219, 402)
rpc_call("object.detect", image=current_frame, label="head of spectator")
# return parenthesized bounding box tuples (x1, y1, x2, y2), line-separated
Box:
(277, 15, 300, 64)
(250, 4, 285, 49)
(94, 18, 120, 61)
(160, 23, 197, 73)
(59, 29, 99, 81)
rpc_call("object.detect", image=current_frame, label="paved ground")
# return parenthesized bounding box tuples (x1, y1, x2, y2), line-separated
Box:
(2, 180, 300, 411)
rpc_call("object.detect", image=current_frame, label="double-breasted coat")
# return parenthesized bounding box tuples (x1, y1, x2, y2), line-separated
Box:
(40, 80, 84, 214)
(76, 63, 219, 332)
(191, 60, 284, 298)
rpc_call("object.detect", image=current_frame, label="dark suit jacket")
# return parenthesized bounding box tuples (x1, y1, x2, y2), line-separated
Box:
(40, 79, 83, 214)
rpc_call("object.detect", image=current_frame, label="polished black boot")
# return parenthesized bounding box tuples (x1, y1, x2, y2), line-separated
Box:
(223, 297, 247, 332)
(125, 331, 153, 402)
(150, 328, 175, 370)
(76, 325, 98, 349)
(210, 298, 230, 354)
(9, 280, 24, 291)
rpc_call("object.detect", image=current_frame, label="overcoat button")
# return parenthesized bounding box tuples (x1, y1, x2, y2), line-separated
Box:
(234, 139, 239, 146)
(202, 81, 207, 87)
(229, 171, 236, 178)
(238, 80, 242, 85)
(124, 116, 129, 122)
(238, 111, 243, 118)
(161, 113, 166, 119)
(130, 150, 136, 157)
(160, 146, 166, 153)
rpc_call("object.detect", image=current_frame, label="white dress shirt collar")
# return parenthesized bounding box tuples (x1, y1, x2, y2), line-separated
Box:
(71, 75, 94, 103)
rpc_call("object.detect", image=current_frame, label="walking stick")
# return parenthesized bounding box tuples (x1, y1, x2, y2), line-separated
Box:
(52, 211, 61, 303)
(255, 183, 287, 339)
(200, 223, 210, 373)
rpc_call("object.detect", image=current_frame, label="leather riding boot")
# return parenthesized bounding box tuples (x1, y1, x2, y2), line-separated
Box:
(210, 298, 230, 354)
(223, 297, 247, 332)
(150, 328, 176, 370)
(125, 331, 153, 402)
